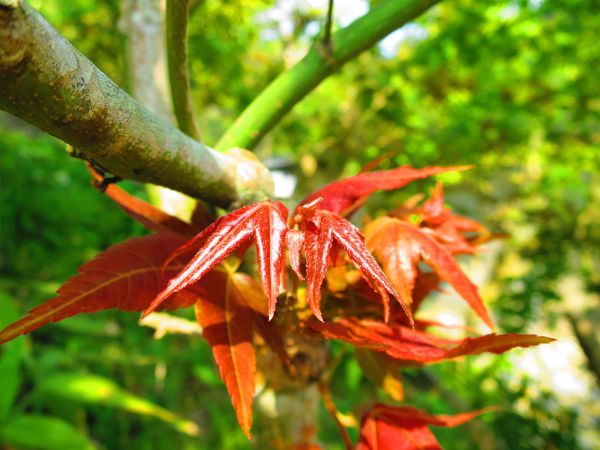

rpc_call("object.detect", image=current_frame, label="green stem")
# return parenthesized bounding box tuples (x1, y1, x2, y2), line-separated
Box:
(166, 0, 202, 141)
(215, 0, 441, 151)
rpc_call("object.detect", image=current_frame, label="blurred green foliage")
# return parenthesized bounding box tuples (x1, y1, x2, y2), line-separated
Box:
(1, 0, 599, 449)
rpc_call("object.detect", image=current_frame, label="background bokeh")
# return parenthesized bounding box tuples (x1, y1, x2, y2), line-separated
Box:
(1, 0, 599, 449)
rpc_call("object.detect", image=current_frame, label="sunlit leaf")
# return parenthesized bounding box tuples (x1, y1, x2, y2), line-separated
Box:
(38, 372, 198, 435)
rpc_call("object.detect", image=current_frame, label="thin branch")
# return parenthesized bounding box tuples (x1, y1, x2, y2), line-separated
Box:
(215, 0, 441, 151)
(166, 0, 202, 141)
(318, 381, 354, 450)
(0, 2, 272, 207)
(322, 0, 334, 48)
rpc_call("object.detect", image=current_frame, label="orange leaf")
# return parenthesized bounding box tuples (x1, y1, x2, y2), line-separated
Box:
(195, 270, 258, 438)
(366, 217, 494, 329)
(87, 163, 198, 237)
(358, 404, 491, 450)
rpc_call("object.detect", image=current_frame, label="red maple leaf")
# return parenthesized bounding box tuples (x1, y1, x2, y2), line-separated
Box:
(306, 318, 554, 364)
(358, 404, 491, 450)
(292, 198, 412, 324)
(365, 216, 494, 329)
(297, 165, 470, 217)
(0, 233, 199, 344)
(144, 201, 289, 319)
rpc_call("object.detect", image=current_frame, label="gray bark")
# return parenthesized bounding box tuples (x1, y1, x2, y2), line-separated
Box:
(0, 1, 272, 207)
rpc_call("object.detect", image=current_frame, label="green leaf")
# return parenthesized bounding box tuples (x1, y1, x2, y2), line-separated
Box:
(37, 373, 199, 436)
(0, 292, 27, 420)
(0, 414, 95, 450)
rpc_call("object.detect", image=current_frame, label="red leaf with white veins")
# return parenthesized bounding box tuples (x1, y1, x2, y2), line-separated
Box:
(297, 165, 471, 217)
(295, 199, 412, 324)
(144, 201, 288, 319)
(358, 404, 490, 450)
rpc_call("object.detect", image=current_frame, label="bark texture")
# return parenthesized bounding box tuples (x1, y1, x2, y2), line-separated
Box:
(0, 1, 272, 207)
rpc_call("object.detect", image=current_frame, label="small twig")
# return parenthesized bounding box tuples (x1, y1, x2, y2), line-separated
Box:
(318, 381, 354, 450)
(68, 145, 122, 191)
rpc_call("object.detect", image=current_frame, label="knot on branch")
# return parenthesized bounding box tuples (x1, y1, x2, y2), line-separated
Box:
(222, 147, 275, 208)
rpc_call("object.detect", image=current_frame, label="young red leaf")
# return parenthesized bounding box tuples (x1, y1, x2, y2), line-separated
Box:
(307, 318, 554, 364)
(194, 270, 258, 438)
(144, 201, 289, 320)
(0, 233, 195, 344)
(358, 404, 490, 450)
(366, 217, 495, 329)
(297, 165, 470, 217)
(294, 200, 411, 324)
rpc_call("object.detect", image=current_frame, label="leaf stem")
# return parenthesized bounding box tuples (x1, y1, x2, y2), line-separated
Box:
(166, 0, 202, 141)
(215, 0, 441, 151)
(318, 381, 354, 450)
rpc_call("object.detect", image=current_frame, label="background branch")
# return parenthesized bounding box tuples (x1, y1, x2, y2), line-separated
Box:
(215, 0, 441, 151)
(166, 0, 202, 141)
(322, 0, 334, 48)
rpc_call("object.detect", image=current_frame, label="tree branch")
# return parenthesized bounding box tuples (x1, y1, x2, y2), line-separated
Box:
(215, 0, 441, 151)
(0, 1, 272, 207)
(166, 0, 202, 141)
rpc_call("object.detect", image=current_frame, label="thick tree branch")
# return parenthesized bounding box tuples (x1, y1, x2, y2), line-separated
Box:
(215, 0, 441, 151)
(166, 0, 202, 141)
(0, 1, 272, 207)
